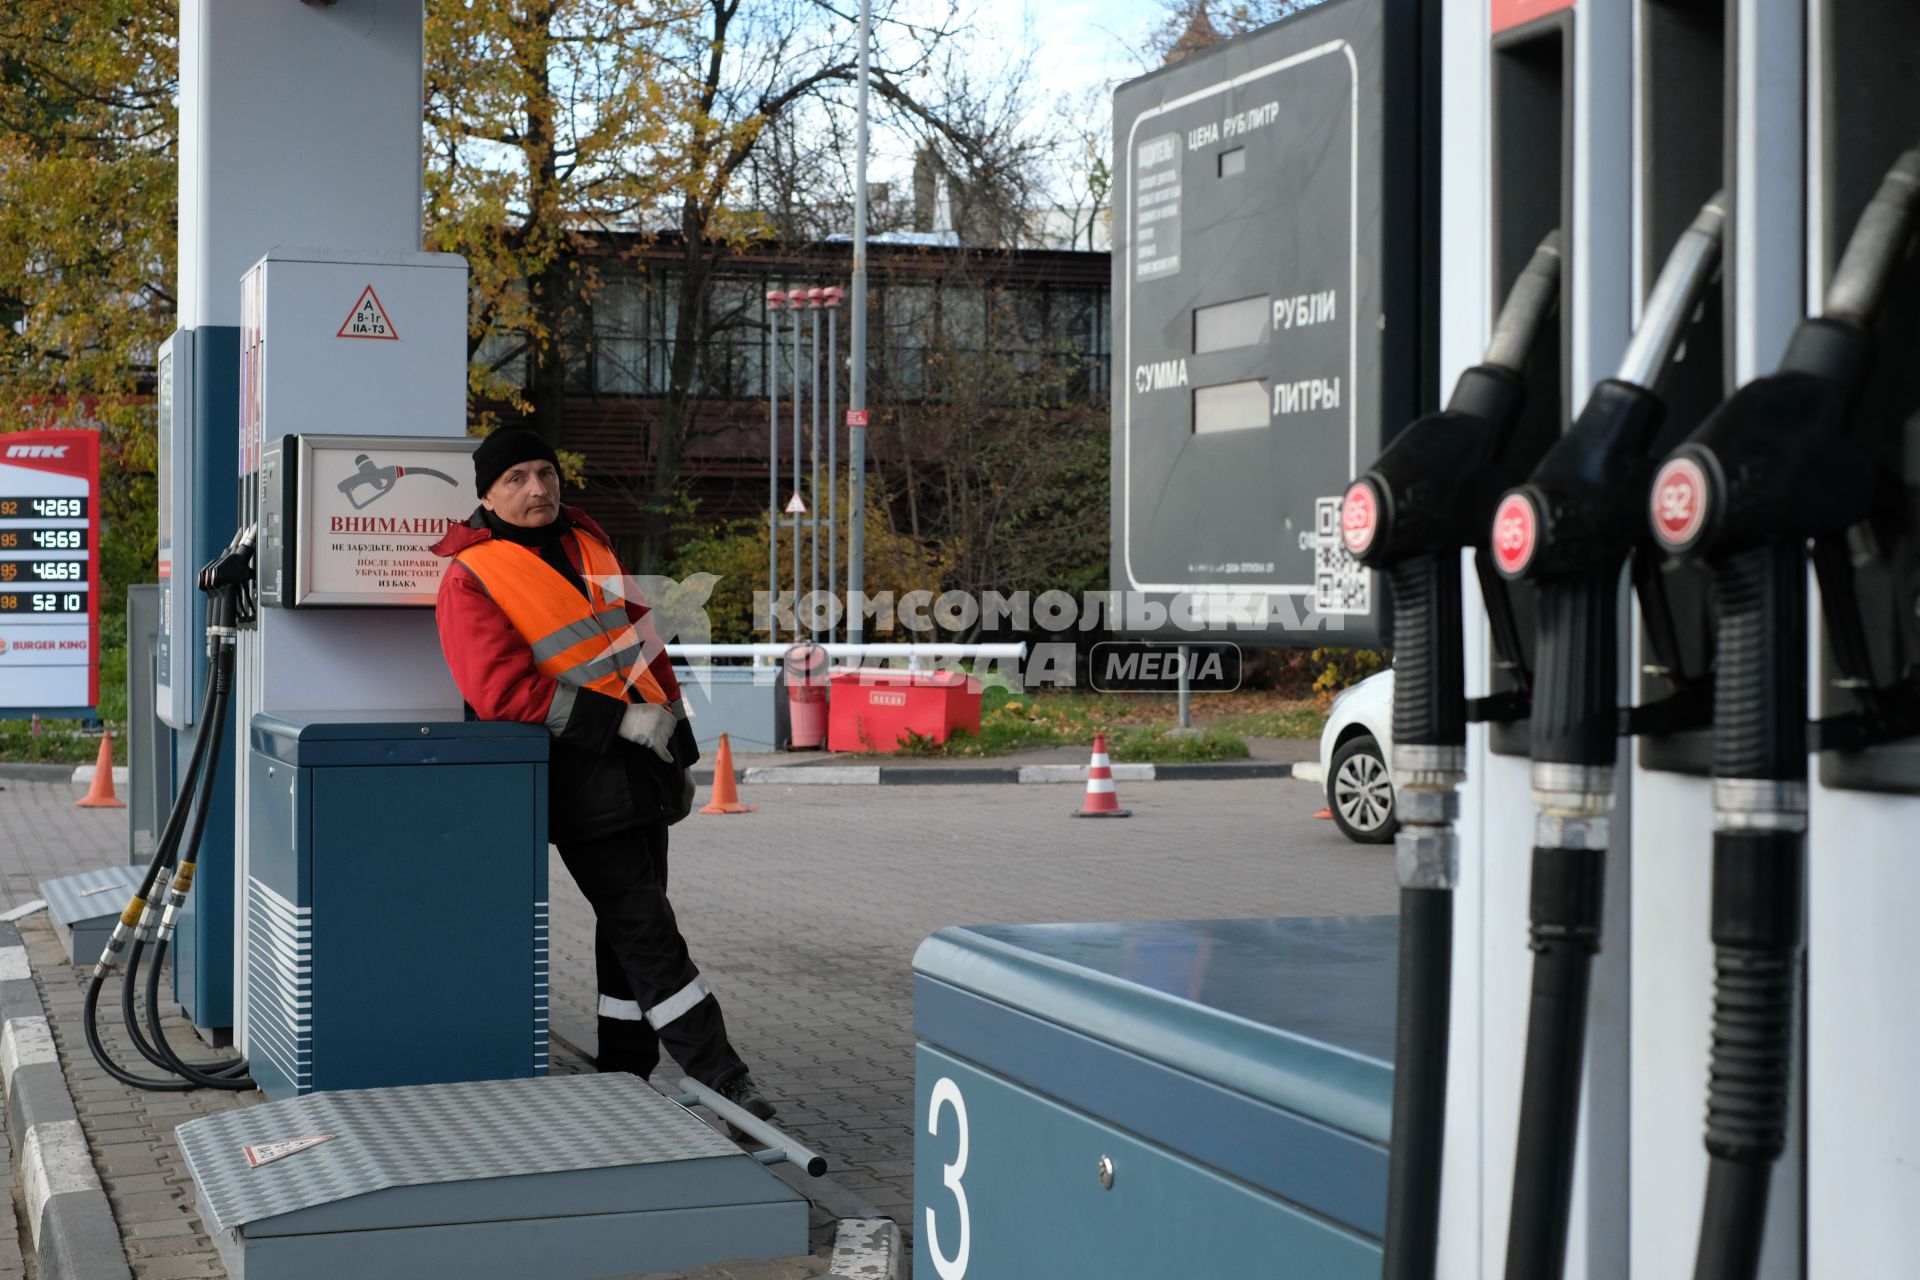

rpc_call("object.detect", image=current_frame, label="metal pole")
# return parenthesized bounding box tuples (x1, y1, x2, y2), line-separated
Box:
(809, 289, 822, 642)
(847, 0, 871, 645)
(1178, 644, 1191, 729)
(826, 289, 840, 641)
(766, 291, 782, 649)
(791, 298, 803, 645)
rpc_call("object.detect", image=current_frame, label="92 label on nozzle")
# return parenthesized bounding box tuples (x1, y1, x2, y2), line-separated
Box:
(1651, 457, 1708, 549)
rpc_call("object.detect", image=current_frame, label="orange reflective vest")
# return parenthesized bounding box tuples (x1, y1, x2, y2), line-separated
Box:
(453, 530, 669, 708)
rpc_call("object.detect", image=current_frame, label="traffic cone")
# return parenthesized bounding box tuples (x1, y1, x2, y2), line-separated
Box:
(1072, 732, 1131, 818)
(76, 732, 126, 809)
(698, 734, 757, 815)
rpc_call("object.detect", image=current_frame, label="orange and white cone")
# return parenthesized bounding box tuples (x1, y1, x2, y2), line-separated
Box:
(76, 732, 126, 809)
(698, 733, 757, 815)
(1072, 732, 1131, 818)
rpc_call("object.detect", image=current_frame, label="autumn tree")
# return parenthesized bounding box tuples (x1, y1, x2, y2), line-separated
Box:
(868, 254, 1109, 637)
(0, 1, 176, 601)
(424, 0, 697, 451)
(612, 0, 970, 572)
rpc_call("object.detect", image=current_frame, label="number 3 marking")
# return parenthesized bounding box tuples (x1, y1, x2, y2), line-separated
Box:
(926, 1076, 971, 1280)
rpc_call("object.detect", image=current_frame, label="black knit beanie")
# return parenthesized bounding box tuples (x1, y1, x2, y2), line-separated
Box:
(473, 428, 560, 496)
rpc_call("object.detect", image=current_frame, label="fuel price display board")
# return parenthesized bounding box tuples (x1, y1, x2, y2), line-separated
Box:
(1110, 0, 1434, 647)
(0, 430, 100, 712)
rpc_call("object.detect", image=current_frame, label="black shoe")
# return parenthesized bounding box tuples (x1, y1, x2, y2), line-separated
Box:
(716, 1073, 776, 1138)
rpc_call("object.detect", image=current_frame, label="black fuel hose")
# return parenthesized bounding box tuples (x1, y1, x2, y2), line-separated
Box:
(82, 664, 221, 1091)
(83, 529, 257, 1092)
(114, 627, 247, 1079)
(141, 626, 252, 1090)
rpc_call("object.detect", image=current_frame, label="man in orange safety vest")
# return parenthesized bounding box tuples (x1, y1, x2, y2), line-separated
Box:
(432, 428, 774, 1123)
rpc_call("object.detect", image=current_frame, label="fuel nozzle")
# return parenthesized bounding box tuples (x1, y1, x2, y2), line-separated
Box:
(1651, 155, 1916, 564)
(1500, 198, 1725, 584)
(1342, 230, 1560, 753)
(1496, 195, 1726, 786)
(198, 523, 257, 594)
(1345, 231, 1561, 572)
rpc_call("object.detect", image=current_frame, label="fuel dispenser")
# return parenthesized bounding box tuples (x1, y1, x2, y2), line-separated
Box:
(229, 251, 549, 1100)
(1341, 231, 1562, 1280)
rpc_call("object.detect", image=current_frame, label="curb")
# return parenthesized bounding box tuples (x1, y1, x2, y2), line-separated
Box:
(68, 766, 128, 787)
(825, 1216, 902, 1279)
(734, 761, 1295, 786)
(0, 763, 88, 782)
(0, 922, 133, 1280)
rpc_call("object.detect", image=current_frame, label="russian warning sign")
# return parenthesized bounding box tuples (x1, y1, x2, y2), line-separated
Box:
(337, 284, 399, 340)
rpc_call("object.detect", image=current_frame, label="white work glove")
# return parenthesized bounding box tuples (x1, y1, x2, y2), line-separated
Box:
(617, 702, 676, 764)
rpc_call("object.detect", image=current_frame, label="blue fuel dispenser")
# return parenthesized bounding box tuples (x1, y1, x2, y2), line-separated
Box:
(244, 712, 548, 1100)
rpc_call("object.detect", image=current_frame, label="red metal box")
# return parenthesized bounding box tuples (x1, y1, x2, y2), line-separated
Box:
(827, 668, 982, 753)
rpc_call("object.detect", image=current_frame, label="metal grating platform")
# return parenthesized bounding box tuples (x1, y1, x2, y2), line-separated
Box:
(40, 865, 142, 965)
(177, 1074, 808, 1280)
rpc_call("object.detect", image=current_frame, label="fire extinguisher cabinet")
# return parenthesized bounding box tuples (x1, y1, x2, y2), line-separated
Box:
(827, 668, 982, 753)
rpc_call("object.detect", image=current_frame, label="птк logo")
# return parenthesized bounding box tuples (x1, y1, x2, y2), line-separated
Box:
(5, 444, 69, 458)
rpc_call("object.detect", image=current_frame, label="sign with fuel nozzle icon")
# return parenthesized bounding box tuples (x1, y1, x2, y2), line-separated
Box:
(258, 433, 481, 608)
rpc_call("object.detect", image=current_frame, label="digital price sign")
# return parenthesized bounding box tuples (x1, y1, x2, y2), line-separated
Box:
(0, 429, 100, 712)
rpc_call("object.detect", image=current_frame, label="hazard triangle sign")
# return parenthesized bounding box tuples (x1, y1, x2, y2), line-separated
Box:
(785, 493, 807, 515)
(243, 1135, 333, 1169)
(337, 285, 399, 340)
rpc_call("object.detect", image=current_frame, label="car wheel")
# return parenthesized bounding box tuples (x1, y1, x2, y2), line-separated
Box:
(1328, 734, 1396, 845)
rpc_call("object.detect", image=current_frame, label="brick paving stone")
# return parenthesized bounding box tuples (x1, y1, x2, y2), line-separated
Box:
(121, 1256, 225, 1280)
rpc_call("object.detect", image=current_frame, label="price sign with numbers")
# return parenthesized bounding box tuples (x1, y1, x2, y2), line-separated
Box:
(0, 429, 100, 712)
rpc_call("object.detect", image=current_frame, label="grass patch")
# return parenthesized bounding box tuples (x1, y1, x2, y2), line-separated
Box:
(1104, 726, 1248, 763)
(1213, 704, 1327, 740)
(881, 687, 1256, 760)
(0, 718, 104, 764)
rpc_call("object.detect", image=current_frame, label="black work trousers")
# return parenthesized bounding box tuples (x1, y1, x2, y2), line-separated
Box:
(555, 820, 748, 1090)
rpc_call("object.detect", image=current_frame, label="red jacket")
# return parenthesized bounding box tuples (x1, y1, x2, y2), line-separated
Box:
(433, 506, 693, 840)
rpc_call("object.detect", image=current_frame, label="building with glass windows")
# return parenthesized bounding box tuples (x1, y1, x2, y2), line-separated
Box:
(475, 233, 1111, 560)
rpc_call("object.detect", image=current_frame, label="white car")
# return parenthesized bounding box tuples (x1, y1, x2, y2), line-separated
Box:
(1317, 669, 1396, 844)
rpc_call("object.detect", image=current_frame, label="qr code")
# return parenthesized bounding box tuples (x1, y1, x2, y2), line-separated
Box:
(1312, 496, 1371, 614)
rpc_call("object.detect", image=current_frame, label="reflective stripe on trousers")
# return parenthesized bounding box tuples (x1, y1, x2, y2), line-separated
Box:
(598, 974, 712, 1029)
